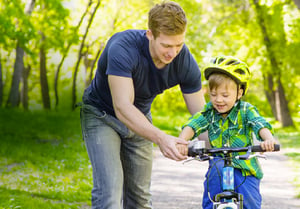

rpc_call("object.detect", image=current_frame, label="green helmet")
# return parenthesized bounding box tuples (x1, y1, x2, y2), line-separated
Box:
(204, 56, 251, 95)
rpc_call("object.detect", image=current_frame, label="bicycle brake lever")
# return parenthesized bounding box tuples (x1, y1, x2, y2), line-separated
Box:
(236, 153, 267, 160)
(183, 155, 211, 164)
(183, 158, 196, 164)
(249, 153, 267, 159)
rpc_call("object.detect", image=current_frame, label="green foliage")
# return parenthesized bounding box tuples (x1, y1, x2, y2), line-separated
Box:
(33, 0, 71, 50)
(152, 85, 189, 115)
(0, 0, 36, 51)
(0, 0, 300, 120)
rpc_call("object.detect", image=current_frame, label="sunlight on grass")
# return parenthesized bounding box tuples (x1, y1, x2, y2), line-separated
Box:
(0, 109, 91, 208)
(0, 187, 88, 209)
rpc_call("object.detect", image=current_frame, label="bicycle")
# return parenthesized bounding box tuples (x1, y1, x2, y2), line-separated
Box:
(186, 140, 280, 209)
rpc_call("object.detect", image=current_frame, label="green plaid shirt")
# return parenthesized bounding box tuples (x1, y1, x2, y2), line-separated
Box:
(183, 100, 273, 179)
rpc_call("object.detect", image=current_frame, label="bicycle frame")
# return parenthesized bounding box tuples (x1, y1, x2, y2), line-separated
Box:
(212, 151, 243, 209)
(187, 141, 280, 209)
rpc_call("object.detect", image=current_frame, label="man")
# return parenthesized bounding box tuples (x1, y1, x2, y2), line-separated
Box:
(80, 1, 206, 208)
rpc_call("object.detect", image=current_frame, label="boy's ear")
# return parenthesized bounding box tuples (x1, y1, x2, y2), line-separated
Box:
(237, 88, 244, 99)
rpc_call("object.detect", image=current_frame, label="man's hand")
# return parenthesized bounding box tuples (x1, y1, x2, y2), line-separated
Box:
(176, 143, 188, 156)
(157, 134, 188, 161)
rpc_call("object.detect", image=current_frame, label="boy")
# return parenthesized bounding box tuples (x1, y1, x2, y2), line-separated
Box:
(179, 56, 277, 209)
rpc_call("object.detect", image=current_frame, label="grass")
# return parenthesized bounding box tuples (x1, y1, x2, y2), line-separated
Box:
(0, 108, 299, 208)
(0, 109, 91, 208)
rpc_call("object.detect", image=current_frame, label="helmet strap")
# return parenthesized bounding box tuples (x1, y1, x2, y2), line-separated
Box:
(236, 84, 240, 102)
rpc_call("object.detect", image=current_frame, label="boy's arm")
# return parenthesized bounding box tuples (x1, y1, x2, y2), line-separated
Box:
(177, 126, 196, 155)
(259, 128, 277, 151)
(245, 103, 276, 151)
(179, 126, 195, 140)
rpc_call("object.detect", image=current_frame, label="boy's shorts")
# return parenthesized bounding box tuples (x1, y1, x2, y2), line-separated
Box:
(202, 157, 262, 209)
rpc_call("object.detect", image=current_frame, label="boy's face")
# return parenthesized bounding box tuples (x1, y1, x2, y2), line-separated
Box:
(146, 30, 185, 67)
(209, 79, 243, 116)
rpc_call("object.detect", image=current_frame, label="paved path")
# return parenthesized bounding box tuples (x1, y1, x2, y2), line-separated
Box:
(151, 147, 300, 209)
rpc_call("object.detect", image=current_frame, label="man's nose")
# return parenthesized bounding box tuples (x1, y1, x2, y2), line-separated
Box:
(168, 47, 178, 57)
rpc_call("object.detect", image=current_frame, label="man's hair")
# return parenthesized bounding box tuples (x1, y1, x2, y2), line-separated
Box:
(208, 73, 239, 91)
(148, 1, 187, 38)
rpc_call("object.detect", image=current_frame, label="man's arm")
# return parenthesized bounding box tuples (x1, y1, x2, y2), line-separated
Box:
(108, 75, 188, 161)
(182, 89, 206, 115)
(182, 89, 210, 147)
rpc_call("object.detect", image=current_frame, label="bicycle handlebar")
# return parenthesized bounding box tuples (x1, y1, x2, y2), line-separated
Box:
(188, 144, 280, 157)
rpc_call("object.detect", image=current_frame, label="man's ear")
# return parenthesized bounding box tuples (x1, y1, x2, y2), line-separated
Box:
(146, 30, 153, 40)
(238, 88, 244, 99)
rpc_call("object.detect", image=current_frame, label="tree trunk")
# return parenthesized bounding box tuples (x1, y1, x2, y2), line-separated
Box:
(293, 0, 300, 9)
(277, 79, 294, 126)
(54, 0, 93, 108)
(72, 0, 101, 110)
(253, 0, 294, 127)
(0, 61, 2, 107)
(83, 50, 92, 88)
(85, 9, 119, 87)
(21, 65, 31, 110)
(6, 44, 24, 107)
(86, 42, 104, 87)
(40, 36, 51, 109)
(263, 74, 277, 120)
(6, 0, 35, 108)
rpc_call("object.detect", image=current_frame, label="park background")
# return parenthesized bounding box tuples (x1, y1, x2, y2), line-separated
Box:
(0, 0, 299, 208)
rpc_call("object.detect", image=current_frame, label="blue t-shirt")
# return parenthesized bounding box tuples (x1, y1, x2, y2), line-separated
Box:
(83, 29, 202, 116)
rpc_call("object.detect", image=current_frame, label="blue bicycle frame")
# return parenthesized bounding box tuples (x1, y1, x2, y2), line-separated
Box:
(187, 141, 280, 209)
(212, 151, 243, 209)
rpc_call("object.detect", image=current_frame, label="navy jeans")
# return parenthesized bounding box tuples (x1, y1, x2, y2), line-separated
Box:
(80, 103, 153, 209)
(202, 157, 262, 209)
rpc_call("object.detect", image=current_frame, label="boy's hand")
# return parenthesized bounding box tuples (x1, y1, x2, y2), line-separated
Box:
(259, 128, 277, 152)
(260, 139, 277, 152)
(176, 143, 188, 156)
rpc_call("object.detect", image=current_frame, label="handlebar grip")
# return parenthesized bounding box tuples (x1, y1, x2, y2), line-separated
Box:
(251, 144, 280, 152)
(188, 149, 197, 157)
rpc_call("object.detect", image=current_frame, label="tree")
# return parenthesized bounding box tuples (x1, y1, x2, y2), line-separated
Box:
(0, 61, 2, 107)
(39, 33, 50, 109)
(21, 64, 30, 110)
(293, 0, 300, 9)
(86, 42, 104, 86)
(72, 0, 101, 110)
(31, 0, 73, 110)
(253, 0, 294, 127)
(6, 0, 35, 108)
(54, 0, 92, 108)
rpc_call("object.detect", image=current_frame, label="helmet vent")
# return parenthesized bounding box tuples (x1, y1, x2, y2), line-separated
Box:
(217, 58, 225, 64)
(234, 68, 245, 75)
(226, 60, 240, 65)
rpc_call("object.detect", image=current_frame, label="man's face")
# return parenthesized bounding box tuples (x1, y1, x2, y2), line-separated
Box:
(147, 30, 185, 66)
